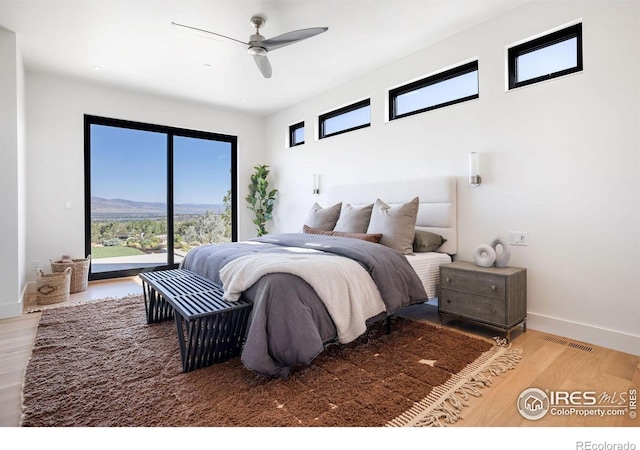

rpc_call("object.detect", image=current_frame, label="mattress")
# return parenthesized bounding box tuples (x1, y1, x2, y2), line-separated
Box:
(405, 252, 452, 300)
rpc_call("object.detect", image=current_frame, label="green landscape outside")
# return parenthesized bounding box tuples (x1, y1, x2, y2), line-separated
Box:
(90, 190, 233, 259)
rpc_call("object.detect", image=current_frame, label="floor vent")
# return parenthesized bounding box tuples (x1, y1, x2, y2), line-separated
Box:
(543, 336, 594, 352)
(543, 336, 568, 346)
(567, 342, 594, 352)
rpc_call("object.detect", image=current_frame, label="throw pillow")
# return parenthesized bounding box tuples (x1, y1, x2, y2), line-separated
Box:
(333, 203, 374, 233)
(303, 225, 382, 243)
(413, 229, 447, 252)
(303, 202, 342, 231)
(366, 197, 419, 254)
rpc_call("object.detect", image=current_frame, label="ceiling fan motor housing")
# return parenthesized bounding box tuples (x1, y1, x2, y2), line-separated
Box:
(248, 30, 267, 56)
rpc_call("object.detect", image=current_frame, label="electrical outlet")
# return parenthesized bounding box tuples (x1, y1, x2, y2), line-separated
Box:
(31, 261, 39, 271)
(508, 231, 528, 246)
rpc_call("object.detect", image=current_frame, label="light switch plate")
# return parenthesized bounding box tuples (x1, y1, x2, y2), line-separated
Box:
(508, 231, 528, 246)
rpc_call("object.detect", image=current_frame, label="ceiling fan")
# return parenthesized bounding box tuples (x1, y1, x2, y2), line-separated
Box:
(172, 16, 328, 79)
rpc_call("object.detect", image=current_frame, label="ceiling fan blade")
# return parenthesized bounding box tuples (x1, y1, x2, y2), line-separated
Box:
(171, 21, 248, 46)
(261, 27, 328, 51)
(253, 54, 272, 78)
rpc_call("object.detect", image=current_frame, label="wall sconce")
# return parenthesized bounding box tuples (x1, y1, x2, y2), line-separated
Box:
(312, 174, 320, 195)
(469, 152, 481, 187)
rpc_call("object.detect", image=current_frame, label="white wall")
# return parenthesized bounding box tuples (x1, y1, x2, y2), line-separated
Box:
(0, 28, 26, 318)
(17, 33, 26, 315)
(19, 73, 264, 301)
(264, 2, 640, 355)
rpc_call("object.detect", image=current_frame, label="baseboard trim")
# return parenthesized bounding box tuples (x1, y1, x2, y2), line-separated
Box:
(0, 283, 27, 320)
(527, 312, 640, 356)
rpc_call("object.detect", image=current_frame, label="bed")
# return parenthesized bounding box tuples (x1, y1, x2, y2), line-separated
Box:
(180, 176, 457, 378)
(324, 176, 457, 300)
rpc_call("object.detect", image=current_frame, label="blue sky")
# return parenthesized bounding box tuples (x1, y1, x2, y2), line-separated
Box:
(324, 104, 371, 135)
(518, 37, 577, 82)
(396, 70, 478, 116)
(91, 124, 231, 205)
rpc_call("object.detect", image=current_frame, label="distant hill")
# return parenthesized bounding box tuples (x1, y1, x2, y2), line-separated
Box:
(91, 197, 224, 218)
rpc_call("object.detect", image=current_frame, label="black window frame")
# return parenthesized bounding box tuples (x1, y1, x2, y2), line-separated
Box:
(289, 121, 305, 147)
(319, 98, 371, 139)
(84, 115, 238, 281)
(389, 60, 479, 121)
(508, 23, 583, 90)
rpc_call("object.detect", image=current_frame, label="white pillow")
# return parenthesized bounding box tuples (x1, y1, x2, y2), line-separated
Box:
(366, 197, 419, 254)
(333, 203, 374, 233)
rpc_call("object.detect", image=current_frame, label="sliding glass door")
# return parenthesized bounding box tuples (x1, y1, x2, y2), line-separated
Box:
(172, 135, 234, 264)
(85, 116, 237, 280)
(87, 124, 169, 275)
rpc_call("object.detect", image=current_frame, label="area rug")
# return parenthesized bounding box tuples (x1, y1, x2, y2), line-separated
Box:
(21, 295, 521, 427)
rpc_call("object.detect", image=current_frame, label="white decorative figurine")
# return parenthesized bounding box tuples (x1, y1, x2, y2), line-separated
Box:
(473, 244, 496, 267)
(490, 237, 511, 268)
(473, 236, 512, 268)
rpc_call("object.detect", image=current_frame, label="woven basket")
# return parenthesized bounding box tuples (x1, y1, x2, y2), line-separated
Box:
(50, 255, 90, 294)
(36, 268, 71, 305)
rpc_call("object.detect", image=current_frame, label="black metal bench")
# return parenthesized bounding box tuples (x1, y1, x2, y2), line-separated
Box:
(139, 269, 253, 373)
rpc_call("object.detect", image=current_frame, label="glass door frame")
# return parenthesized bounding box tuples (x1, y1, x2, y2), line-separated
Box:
(84, 115, 238, 281)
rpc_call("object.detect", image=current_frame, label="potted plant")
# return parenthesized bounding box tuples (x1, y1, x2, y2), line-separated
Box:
(245, 164, 278, 237)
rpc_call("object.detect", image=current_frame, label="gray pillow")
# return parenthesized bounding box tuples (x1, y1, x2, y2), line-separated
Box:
(366, 197, 419, 255)
(413, 229, 446, 252)
(303, 202, 342, 231)
(333, 203, 374, 233)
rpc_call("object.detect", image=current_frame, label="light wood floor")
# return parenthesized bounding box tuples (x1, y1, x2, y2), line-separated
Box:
(1, 277, 638, 429)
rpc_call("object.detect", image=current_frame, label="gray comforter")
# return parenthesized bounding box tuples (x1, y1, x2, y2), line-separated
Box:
(180, 233, 428, 378)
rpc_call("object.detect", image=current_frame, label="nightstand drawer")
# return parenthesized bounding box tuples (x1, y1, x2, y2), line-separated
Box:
(441, 267, 505, 299)
(440, 289, 506, 325)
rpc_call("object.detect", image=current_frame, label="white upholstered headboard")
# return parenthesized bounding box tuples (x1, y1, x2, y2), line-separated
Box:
(325, 176, 457, 255)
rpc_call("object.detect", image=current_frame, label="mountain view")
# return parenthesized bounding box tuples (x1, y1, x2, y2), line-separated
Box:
(91, 196, 224, 219)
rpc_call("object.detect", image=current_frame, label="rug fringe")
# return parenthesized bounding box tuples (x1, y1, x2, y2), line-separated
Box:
(386, 344, 523, 427)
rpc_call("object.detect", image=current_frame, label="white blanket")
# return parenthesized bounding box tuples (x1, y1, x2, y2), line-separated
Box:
(219, 252, 386, 343)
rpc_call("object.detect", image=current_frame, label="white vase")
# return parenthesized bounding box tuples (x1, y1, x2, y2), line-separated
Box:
(490, 237, 511, 268)
(473, 244, 496, 267)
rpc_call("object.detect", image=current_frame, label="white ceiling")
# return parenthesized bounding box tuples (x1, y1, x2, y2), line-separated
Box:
(0, 0, 528, 116)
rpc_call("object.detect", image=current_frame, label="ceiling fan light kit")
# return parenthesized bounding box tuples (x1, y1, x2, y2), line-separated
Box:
(248, 47, 267, 57)
(172, 15, 328, 79)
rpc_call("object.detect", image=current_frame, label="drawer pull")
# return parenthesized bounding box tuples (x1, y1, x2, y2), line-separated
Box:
(446, 277, 451, 283)
(446, 300, 451, 304)
(491, 285, 496, 290)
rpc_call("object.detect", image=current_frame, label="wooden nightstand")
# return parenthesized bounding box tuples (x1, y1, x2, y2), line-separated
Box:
(438, 260, 527, 341)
